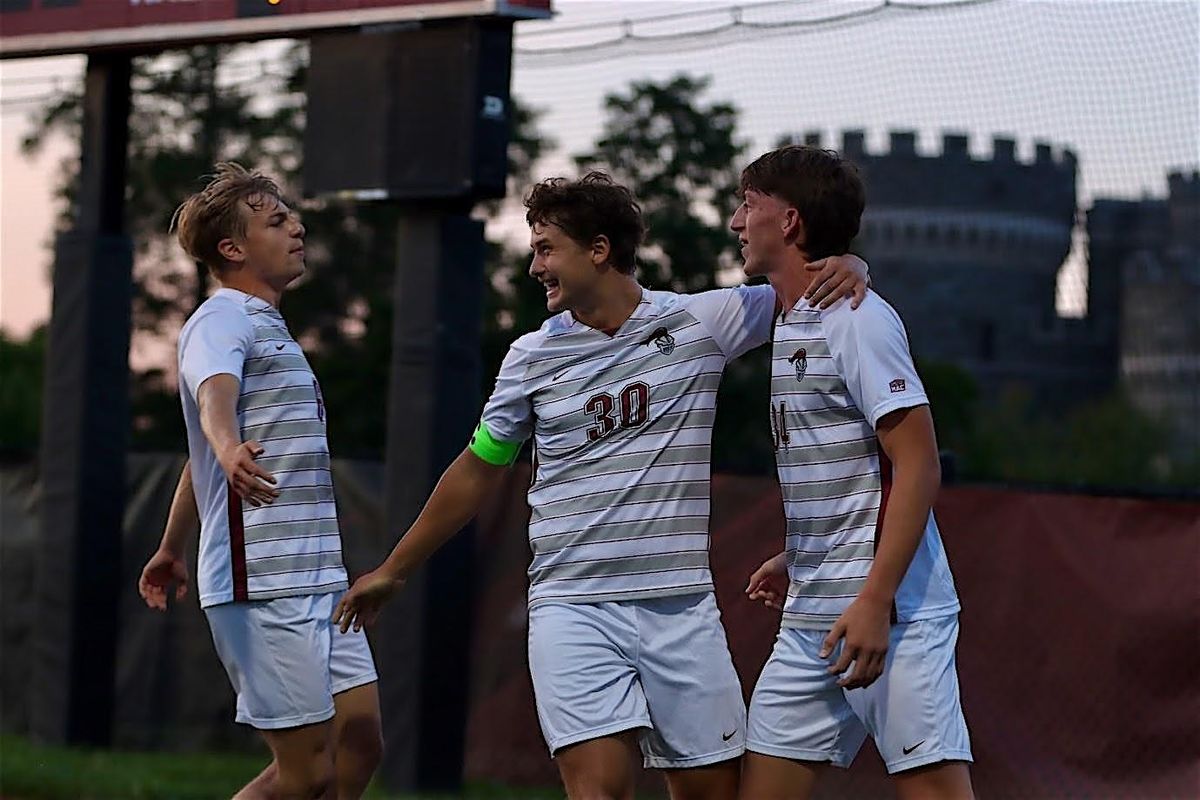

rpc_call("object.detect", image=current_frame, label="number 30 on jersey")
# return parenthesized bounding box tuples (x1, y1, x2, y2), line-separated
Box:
(585, 382, 650, 442)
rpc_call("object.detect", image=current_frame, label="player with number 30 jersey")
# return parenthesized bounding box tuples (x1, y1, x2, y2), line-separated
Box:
(335, 172, 870, 800)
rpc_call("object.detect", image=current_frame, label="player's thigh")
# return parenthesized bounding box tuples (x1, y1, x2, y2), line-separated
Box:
(746, 628, 866, 770)
(529, 601, 649, 757)
(846, 615, 972, 776)
(893, 760, 974, 800)
(555, 731, 641, 800)
(259, 718, 336, 793)
(635, 593, 746, 771)
(738, 751, 821, 800)
(332, 681, 382, 762)
(662, 756, 741, 800)
(329, 615, 382, 754)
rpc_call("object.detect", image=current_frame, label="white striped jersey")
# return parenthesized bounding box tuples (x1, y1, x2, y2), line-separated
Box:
(483, 285, 776, 607)
(179, 288, 347, 608)
(770, 291, 959, 630)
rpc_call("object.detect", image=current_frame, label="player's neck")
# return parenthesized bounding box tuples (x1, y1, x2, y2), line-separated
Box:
(218, 272, 283, 308)
(571, 276, 642, 334)
(767, 250, 815, 315)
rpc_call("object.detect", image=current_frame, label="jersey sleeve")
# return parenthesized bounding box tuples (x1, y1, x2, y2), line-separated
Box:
(178, 303, 255, 402)
(825, 295, 929, 428)
(476, 335, 535, 456)
(684, 284, 776, 360)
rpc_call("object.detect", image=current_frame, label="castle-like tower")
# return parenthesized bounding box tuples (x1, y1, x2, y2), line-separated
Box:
(1090, 170, 1200, 455)
(804, 130, 1111, 405)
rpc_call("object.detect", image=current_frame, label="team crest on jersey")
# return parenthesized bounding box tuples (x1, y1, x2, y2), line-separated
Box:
(645, 326, 676, 355)
(788, 348, 808, 382)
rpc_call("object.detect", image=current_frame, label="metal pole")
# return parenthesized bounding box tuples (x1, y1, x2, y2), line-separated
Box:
(375, 210, 484, 792)
(32, 51, 133, 746)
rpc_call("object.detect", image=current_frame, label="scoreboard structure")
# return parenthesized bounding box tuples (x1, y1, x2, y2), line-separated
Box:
(0, 0, 550, 57)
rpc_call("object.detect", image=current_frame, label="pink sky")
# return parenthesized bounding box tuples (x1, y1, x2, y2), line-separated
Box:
(0, 56, 75, 337)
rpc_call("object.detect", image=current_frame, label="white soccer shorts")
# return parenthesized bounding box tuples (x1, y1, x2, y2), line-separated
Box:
(205, 591, 378, 730)
(747, 614, 972, 773)
(528, 592, 747, 768)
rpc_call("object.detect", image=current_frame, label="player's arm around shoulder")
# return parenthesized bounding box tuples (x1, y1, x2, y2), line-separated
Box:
(803, 253, 871, 309)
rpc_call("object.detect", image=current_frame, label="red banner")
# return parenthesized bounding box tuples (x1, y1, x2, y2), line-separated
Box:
(0, 0, 551, 58)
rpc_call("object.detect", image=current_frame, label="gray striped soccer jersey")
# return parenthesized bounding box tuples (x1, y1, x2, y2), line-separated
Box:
(770, 292, 960, 630)
(482, 285, 776, 607)
(179, 288, 348, 608)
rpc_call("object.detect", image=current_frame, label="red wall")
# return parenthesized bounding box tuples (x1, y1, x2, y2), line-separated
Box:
(465, 470, 1200, 798)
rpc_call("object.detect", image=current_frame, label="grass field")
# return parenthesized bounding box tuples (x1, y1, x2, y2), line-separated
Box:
(0, 735, 565, 800)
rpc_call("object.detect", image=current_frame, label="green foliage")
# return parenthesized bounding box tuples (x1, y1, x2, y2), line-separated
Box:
(0, 328, 46, 453)
(23, 44, 310, 447)
(964, 388, 1190, 488)
(20, 44, 551, 458)
(914, 359, 1195, 489)
(576, 74, 746, 293)
(914, 359, 979, 458)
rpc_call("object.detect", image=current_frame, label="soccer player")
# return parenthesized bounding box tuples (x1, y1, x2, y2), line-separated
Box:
(137, 164, 382, 800)
(332, 172, 868, 800)
(732, 145, 974, 799)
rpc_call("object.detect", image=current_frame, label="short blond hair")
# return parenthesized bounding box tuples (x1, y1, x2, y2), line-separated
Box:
(171, 162, 284, 273)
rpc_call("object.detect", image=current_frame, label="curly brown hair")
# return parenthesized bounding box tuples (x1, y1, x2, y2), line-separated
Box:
(524, 171, 645, 274)
(170, 162, 285, 274)
(740, 145, 865, 261)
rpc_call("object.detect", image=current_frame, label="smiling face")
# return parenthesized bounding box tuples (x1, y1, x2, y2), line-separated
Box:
(528, 221, 608, 313)
(729, 187, 799, 278)
(219, 194, 307, 289)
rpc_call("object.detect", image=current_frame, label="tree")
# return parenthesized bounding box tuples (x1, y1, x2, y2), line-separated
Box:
(0, 327, 46, 454)
(480, 102, 559, 391)
(22, 43, 554, 457)
(575, 74, 747, 293)
(23, 43, 308, 448)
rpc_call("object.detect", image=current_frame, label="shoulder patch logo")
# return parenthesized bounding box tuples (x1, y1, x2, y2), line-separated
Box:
(313, 379, 326, 421)
(787, 347, 806, 381)
(889, 378, 906, 393)
(645, 326, 676, 356)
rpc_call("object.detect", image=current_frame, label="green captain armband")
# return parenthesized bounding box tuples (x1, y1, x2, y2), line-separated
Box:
(469, 422, 521, 466)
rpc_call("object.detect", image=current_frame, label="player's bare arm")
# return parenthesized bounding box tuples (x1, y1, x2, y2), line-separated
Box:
(821, 405, 941, 690)
(746, 551, 788, 611)
(333, 448, 509, 633)
(138, 459, 198, 611)
(196, 373, 278, 507)
(804, 254, 871, 309)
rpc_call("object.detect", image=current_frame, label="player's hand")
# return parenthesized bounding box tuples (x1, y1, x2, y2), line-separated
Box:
(821, 593, 890, 689)
(217, 440, 279, 506)
(745, 551, 788, 611)
(138, 547, 189, 611)
(332, 568, 406, 633)
(804, 254, 870, 309)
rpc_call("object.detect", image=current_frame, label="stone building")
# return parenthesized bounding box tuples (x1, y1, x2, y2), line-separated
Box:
(1089, 170, 1200, 456)
(801, 129, 1115, 407)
